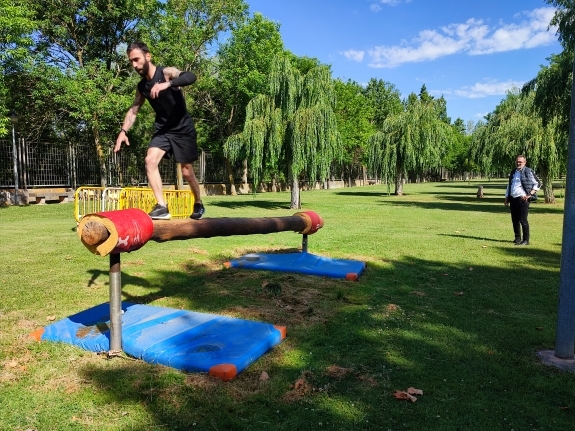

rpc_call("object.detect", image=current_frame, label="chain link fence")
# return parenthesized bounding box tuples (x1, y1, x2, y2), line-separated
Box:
(0, 138, 233, 189)
(1, 137, 374, 193)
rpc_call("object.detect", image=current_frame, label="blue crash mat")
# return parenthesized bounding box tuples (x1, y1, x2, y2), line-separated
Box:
(227, 252, 366, 280)
(38, 302, 285, 380)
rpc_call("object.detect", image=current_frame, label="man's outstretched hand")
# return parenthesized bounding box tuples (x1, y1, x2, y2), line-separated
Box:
(115, 131, 129, 153)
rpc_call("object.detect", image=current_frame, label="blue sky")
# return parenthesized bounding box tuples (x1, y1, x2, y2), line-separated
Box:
(245, 0, 562, 125)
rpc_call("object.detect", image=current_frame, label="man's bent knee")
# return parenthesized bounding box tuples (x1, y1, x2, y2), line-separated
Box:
(146, 148, 165, 168)
(181, 163, 197, 179)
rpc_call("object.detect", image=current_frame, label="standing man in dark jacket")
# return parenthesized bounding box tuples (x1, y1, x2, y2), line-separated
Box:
(114, 42, 204, 220)
(504, 155, 541, 246)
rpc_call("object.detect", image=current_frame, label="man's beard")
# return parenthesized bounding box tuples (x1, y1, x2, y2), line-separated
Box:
(135, 60, 150, 77)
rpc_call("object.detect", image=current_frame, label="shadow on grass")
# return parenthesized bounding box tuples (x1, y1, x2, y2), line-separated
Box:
(209, 199, 290, 210)
(439, 233, 510, 243)
(334, 189, 393, 198)
(76, 245, 575, 430)
(383, 198, 562, 214)
(86, 269, 153, 290)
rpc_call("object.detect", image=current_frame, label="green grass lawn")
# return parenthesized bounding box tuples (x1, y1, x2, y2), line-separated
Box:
(0, 180, 573, 431)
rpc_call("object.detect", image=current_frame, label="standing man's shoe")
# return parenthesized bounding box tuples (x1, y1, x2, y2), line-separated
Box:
(513, 237, 522, 244)
(515, 240, 530, 246)
(149, 204, 171, 220)
(191, 202, 205, 220)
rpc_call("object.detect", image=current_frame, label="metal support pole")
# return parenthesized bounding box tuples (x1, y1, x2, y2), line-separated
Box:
(301, 234, 308, 253)
(554, 56, 575, 359)
(109, 253, 122, 351)
(11, 124, 18, 206)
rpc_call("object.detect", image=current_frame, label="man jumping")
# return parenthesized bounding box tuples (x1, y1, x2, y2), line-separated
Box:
(114, 42, 204, 220)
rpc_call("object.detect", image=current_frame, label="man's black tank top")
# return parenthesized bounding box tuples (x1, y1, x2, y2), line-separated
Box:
(137, 66, 195, 133)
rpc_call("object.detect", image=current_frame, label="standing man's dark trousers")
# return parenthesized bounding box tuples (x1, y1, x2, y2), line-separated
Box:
(509, 196, 530, 242)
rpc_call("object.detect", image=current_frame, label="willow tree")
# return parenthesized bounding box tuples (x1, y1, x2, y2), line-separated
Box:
(0, 0, 36, 136)
(367, 95, 452, 195)
(470, 88, 560, 203)
(225, 54, 341, 208)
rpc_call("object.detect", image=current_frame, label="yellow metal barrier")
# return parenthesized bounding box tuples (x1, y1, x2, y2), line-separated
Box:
(75, 187, 123, 222)
(102, 187, 123, 212)
(119, 187, 194, 219)
(75, 186, 194, 221)
(74, 187, 122, 223)
(74, 187, 105, 222)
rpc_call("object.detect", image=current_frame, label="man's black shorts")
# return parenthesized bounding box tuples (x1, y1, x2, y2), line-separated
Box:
(149, 126, 198, 164)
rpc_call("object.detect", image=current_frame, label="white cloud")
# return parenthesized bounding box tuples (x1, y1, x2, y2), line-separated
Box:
(470, 8, 557, 54)
(341, 49, 365, 62)
(355, 7, 557, 67)
(438, 80, 525, 99)
(370, 0, 411, 11)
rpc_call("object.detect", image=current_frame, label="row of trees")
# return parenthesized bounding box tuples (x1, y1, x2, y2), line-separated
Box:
(2, 0, 571, 207)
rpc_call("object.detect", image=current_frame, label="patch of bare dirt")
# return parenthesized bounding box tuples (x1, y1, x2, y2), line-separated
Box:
(326, 365, 353, 379)
(222, 281, 333, 327)
(184, 373, 222, 391)
(283, 371, 316, 403)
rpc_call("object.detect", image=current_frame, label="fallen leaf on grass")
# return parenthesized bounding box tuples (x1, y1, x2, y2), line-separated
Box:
(393, 390, 418, 402)
(482, 245, 488, 248)
(407, 387, 423, 395)
(469, 267, 473, 271)
(394, 387, 423, 402)
(455, 292, 464, 296)
(442, 273, 448, 276)
(536, 327, 543, 331)
(410, 291, 426, 296)
(46, 315, 56, 321)
(260, 371, 269, 381)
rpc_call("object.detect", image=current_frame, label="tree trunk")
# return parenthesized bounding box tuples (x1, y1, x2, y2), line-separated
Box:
(394, 171, 404, 195)
(242, 159, 248, 187)
(176, 164, 183, 190)
(271, 174, 277, 192)
(348, 165, 352, 188)
(540, 168, 556, 204)
(225, 158, 237, 196)
(290, 175, 301, 209)
(94, 131, 107, 187)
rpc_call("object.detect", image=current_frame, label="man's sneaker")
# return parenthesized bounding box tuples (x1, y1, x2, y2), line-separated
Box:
(191, 202, 205, 220)
(515, 240, 530, 246)
(513, 238, 522, 244)
(149, 204, 171, 220)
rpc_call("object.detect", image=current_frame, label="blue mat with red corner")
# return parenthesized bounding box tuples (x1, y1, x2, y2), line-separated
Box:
(226, 252, 366, 280)
(35, 302, 285, 381)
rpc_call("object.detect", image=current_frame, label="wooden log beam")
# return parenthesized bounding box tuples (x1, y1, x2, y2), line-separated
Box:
(152, 216, 308, 242)
(81, 220, 110, 245)
(81, 215, 315, 247)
